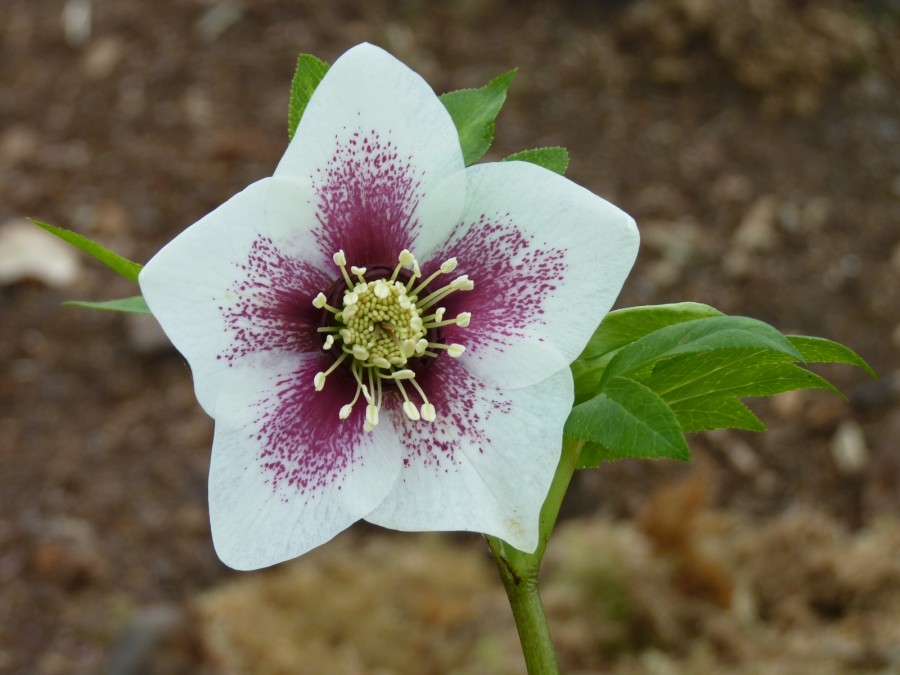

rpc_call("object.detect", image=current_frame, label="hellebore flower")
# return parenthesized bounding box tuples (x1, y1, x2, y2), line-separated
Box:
(139, 43, 639, 570)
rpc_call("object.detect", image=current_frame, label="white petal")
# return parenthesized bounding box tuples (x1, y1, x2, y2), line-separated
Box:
(139, 180, 331, 416)
(209, 350, 403, 569)
(427, 160, 640, 389)
(273, 43, 465, 265)
(139, 179, 258, 413)
(364, 359, 573, 552)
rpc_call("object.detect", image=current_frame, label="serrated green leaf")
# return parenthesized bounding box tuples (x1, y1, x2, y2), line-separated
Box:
(63, 296, 151, 314)
(572, 302, 723, 404)
(788, 335, 876, 379)
(599, 315, 803, 391)
(30, 219, 142, 283)
(503, 147, 569, 175)
(669, 395, 765, 433)
(567, 376, 690, 468)
(645, 351, 840, 403)
(440, 70, 516, 165)
(288, 54, 329, 140)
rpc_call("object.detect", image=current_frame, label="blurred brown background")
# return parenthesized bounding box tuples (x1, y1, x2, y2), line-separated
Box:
(2, 1, 899, 673)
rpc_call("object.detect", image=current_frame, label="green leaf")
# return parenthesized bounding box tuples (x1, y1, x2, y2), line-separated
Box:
(30, 219, 142, 283)
(63, 296, 151, 314)
(788, 335, 876, 379)
(572, 302, 723, 403)
(567, 376, 690, 468)
(669, 396, 765, 433)
(440, 70, 516, 165)
(642, 348, 836, 400)
(599, 315, 803, 391)
(503, 147, 569, 175)
(288, 54, 330, 140)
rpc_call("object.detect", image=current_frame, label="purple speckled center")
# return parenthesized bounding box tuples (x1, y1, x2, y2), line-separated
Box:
(217, 132, 568, 498)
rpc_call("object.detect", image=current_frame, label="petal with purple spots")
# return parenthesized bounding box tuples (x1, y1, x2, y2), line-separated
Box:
(425, 161, 639, 390)
(364, 358, 573, 552)
(210, 349, 403, 570)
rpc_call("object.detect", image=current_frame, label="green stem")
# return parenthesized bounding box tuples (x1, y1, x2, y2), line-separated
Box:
(486, 435, 584, 675)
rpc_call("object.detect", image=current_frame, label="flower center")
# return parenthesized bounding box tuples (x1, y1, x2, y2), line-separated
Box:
(313, 249, 473, 432)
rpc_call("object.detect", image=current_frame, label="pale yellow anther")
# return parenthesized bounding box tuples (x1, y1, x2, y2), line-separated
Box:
(312, 292, 327, 308)
(456, 312, 471, 327)
(352, 344, 369, 361)
(333, 250, 347, 266)
(339, 404, 352, 419)
(399, 250, 415, 266)
(403, 401, 421, 421)
(453, 275, 474, 291)
(440, 258, 458, 274)
(351, 266, 366, 276)
(415, 338, 428, 355)
(365, 404, 379, 427)
(323, 335, 335, 350)
(313, 372, 327, 391)
(421, 403, 436, 422)
(372, 356, 392, 369)
(344, 292, 359, 305)
(392, 369, 416, 380)
(401, 339, 416, 358)
(374, 280, 390, 299)
(447, 344, 466, 358)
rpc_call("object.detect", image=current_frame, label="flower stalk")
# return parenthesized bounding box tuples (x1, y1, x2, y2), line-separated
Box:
(486, 435, 584, 675)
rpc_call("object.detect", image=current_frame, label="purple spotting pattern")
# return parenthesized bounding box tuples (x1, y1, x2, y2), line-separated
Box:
(217, 132, 567, 497)
(386, 216, 567, 469)
(217, 131, 428, 497)
(312, 129, 425, 265)
(428, 212, 568, 359)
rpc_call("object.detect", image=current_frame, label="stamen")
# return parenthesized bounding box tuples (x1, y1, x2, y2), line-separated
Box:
(447, 344, 466, 358)
(333, 250, 354, 289)
(313, 352, 348, 390)
(427, 342, 466, 358)
(417, 275, 474, 310)
(318, 248, 473, 429)
(312, 292, 340, 313)
(391, 249, 415, 282)
(403, 400, 421, 421)
(411, 258, 457, 296)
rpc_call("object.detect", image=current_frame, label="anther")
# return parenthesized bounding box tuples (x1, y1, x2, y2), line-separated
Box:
(447, 344, 466, 358)
(403, 400, 421, 421)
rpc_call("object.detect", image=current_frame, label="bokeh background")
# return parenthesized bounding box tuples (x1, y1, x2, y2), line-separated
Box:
(2, 1, 899, 673)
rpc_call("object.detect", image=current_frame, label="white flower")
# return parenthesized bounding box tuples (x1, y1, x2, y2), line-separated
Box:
(139, 43, 639, 570)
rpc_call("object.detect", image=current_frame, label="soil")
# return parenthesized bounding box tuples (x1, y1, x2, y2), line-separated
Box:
(1, 0, 899, 673)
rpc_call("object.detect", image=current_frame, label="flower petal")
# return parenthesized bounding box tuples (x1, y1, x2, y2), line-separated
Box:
(363, 357, 573, 552)
(209, 350, 403, 569)
(139, 179, 325, 415)
(271, 43, 466, 267)
(425, 160, 639, 389)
